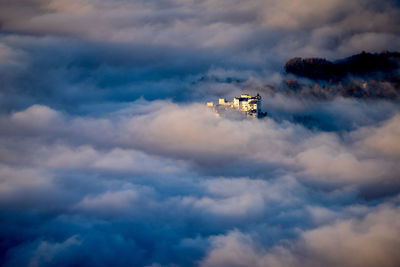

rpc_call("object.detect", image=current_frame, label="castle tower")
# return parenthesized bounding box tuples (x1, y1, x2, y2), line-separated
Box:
(256, 93, 261, 113)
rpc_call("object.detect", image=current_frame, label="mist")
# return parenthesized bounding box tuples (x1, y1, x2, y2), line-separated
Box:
(0, 0, 399, 266)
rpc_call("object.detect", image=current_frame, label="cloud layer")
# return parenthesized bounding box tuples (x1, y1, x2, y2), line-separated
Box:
(0, 0, 400, 266)
(1, 100, 400, 266)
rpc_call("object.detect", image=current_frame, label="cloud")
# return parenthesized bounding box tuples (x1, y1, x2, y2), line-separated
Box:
(0, 101, 399, 265)
(1, 1, 400, 266)
(11, 104, 61, 130)
(353, 114, 400, 158)
(0, 0, 399, 113)
(1, 0, 399, 60)
(201, 204, 400, 267)
(2, 101, 400, 189)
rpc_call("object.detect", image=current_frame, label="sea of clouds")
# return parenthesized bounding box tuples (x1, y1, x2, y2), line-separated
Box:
(0, 0, 400, 266)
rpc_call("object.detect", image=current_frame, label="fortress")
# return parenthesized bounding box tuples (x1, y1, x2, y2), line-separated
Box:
(207, 93, 267, 118)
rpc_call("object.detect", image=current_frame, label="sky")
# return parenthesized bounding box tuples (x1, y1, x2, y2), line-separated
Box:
(0, 0, 400, 266)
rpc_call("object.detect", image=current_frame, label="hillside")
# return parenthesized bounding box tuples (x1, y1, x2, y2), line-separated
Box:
(280, 51, 400, 99)
(284, 51, 400, 81)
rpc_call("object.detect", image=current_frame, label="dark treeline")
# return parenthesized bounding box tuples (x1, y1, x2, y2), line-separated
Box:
(284, 51, 400, 81)
(277, 51, 400, 99)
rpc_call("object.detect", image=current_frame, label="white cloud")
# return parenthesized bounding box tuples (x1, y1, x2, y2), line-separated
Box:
(201, 204, 400, 267)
